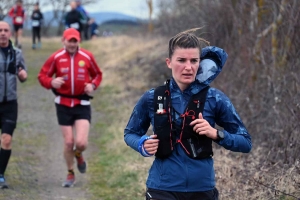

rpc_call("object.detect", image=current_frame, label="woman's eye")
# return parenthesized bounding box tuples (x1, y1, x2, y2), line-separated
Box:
(191, 59, 198, 64)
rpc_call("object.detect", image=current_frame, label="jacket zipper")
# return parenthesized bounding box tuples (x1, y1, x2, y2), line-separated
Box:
(70, 54, 74, 107)
(185, 154, 189, 192)
(3, 50, 8, 102)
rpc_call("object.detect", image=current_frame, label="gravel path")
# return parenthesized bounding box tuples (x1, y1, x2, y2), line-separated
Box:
(1, 84, 91, 200)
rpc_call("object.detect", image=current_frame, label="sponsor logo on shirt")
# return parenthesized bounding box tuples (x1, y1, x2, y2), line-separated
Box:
(78, 68, 85, 73)
(60, 67, 69, 73)
(59, 59, 68, 62)
(78, 60, 85, 67)
(77, 74, 85, 80)
(63, 74, 68, 80)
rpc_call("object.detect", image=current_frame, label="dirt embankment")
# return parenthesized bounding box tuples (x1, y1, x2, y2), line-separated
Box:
(1, 35, 299, 200)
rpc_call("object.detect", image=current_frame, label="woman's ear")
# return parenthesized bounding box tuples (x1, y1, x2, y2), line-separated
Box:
(166, 58, 171, 69)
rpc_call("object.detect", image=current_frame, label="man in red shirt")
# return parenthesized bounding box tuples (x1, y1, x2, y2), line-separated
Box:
(38, 28, 102, 187)
(8, 0, 25, 48)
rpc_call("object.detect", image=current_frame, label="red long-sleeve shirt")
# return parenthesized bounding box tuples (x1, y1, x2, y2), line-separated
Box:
(38, 48, 102, 107)
(8, 6, 25, 25)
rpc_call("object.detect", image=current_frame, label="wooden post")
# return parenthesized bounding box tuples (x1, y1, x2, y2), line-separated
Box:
(146, 0, 153, 33)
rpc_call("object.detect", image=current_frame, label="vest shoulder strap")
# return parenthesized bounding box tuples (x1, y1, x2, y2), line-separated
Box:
(189, 86, 210, 117)
(153, 81, 210, 117)
(153, 80, 170, 114)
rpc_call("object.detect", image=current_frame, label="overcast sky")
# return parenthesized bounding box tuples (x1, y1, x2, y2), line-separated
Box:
(80, 0, 159, 19)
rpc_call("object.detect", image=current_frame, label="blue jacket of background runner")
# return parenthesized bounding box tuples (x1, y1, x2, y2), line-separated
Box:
(124, 46, 252, 192)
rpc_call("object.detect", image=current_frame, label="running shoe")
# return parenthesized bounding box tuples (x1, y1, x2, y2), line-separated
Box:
(76, 154, 86, 174)
(37, 42, 42, 49)
(0, 174, 8, 189)
(62, 173, 75, 187)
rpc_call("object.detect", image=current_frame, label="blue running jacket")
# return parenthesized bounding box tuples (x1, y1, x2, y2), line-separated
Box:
(124, 46, 252, 192)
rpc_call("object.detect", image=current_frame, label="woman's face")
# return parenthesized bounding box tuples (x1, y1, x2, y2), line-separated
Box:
(166, 47, 200, 91)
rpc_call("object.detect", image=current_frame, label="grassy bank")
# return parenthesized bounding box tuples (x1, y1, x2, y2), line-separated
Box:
(84, 36, 300, 200)
(2, 35, 298, 200)
(84, 36, 164, 200)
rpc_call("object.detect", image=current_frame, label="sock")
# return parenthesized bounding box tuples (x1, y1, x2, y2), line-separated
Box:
(68, 169, 74, 175)
(74, 150, 81, 158)
(0, 149, 11, 175)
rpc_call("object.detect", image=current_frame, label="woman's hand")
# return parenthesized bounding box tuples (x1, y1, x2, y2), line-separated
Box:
(144, 135, 159, 155)
(190, 113, 218, 140)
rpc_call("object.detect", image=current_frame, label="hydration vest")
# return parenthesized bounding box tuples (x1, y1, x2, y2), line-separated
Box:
(153, 80, 213, 159)
(5, 45, 17, 75)
(14, 6, 25, 15)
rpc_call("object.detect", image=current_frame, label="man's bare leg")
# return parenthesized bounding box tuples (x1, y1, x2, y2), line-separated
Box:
(61, 125, 75, 187)
(74, 119, 89, 173)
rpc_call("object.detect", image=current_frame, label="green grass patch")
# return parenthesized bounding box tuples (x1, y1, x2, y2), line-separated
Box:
(20, 39, 62, 87)
(87, 82, 148, 200)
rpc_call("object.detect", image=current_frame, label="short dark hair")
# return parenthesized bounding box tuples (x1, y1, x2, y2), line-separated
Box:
(168, 28, 210, 58)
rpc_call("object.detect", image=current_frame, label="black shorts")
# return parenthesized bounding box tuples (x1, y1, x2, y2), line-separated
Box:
(55, 104, 91, 126)
(13, 24, 23, 32)
(145, 188, 219, 200)
(0, 100, 18, 135)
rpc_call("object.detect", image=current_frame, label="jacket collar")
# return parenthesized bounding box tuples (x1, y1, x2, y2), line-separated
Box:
(169, 78, 205, 97)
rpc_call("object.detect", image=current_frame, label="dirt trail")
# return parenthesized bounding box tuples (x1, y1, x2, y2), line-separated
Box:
(1, 65, 91, 199)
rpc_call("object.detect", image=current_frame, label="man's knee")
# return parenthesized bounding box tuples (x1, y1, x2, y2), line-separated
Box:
(75, 141, 87, 151)
(64, 141, 74, 151)
(1, 134, 12, 149)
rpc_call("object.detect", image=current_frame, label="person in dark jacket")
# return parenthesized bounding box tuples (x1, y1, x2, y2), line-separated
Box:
(75, 0, 89, 40)
(124, 28, 252, 200)
(64, 1, 83, 36)
(31, 2, 43, 49)
(0, 21, 27, 189)
(88, 18, 98, 40)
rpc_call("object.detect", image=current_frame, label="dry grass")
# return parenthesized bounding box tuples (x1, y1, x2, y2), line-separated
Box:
(7, 35, 298, 200)
(85, 35, 164, 200)
(85, 35, 300, 200)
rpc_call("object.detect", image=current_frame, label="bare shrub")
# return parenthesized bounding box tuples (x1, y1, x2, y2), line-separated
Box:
(154, 0, 300, 198)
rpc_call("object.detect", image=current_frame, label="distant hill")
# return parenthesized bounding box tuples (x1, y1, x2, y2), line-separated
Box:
(88, 12, 140, 25)
(4, 11, 141, 29)
(102, 19, 141, 26)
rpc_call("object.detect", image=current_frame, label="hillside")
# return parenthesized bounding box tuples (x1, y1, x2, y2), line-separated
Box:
(85, 35, 300, 200)
(0, 35, 299, 200)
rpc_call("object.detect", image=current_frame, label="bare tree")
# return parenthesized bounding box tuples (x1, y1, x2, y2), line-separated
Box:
(0, 0, 37, 18)
(154, 0, 300, 198)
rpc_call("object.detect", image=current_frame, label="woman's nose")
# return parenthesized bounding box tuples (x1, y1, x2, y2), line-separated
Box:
(185, 62, 193, 70)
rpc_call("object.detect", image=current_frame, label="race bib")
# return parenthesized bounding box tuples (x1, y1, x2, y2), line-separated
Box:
(15, 16, 23, 23)
(32, 20, 40, 27)
(70, 23, 79, 29)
